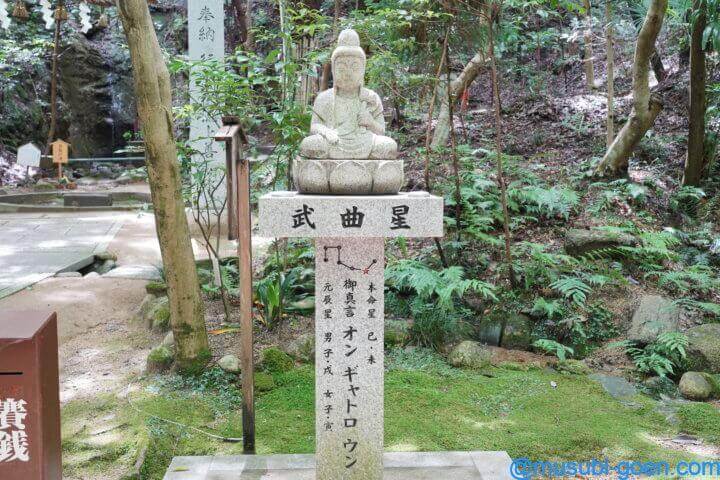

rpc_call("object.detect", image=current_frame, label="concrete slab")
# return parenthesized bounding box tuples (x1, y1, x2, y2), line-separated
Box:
(103, 264, 162, 280)
(0, 215, 123, 298)
(163, 452, 513, 480)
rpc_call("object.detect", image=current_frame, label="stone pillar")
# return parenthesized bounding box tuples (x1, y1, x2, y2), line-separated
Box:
(315, 237, 384, 479)
(188, 0, 226, 201)
(259, 191, 443, 480)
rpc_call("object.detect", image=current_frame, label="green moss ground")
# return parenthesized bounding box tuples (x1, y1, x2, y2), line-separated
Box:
(62, 363, 718, 479)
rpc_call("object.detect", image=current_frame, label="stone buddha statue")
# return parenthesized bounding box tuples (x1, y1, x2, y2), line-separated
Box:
(294, 29, 404, 195)
(300, 30, 398, 160)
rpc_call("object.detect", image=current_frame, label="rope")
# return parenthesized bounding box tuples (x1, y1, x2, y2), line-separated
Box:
(124, 382, 243, 443)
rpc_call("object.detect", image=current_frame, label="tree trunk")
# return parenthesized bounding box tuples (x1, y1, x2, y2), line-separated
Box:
(244, 0, 254, 50)
(487, 2, 516, 288)
(605, 0, 615, 148)
(583, 0, 597, 91)
(629, 5, 666, 82)
(594, 0, 667, 177)
(45, 4, 64, 154)
(683, 0, 707, 186)
(430, 51, 487, 149)
(650, 51, 667, 82)
(117, 0, 210, 371)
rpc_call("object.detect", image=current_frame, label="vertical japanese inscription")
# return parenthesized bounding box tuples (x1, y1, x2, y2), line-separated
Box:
(188, 0, 225, 201)
(316, 237, 384, 480)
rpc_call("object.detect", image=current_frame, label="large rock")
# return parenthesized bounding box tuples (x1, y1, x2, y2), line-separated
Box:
(448, 341, 492, 369)
(260, 347, 294, 374)
(501, 313, 533, 350)
(140, 295, 170, 331)
(218, 354, 241, 374)
(557, 359, 591, 375)
(475, 313, 532, 350)
(384, 320, 410, 347)
(589, 374, 637, 400)
(284, 333, 315, 363)
(627, 295, 680, 344)
(58, 33, 135, 156)
(565, 228, 637, 256)
(686, 324, 720, 373)
(678, 372, 718, 401)
(146, 346, 174, 373)
(475, 317, 502, 347)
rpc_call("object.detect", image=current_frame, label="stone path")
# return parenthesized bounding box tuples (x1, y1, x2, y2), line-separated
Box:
(0, 214, 123, 298)
(164, 451, 513, 480)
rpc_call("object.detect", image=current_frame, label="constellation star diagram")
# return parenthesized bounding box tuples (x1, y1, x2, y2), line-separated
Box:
(323, 246, 378, 274)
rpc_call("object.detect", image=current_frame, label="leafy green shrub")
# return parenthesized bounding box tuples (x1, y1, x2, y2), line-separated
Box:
(261, 348, 294, 374)
(254, 266, 314, 329)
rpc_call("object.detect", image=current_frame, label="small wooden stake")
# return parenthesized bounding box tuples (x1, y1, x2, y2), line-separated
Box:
(215, 117, 254, 453)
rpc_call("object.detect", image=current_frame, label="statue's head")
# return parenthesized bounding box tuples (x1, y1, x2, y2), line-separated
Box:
(331, 29, 366, 91)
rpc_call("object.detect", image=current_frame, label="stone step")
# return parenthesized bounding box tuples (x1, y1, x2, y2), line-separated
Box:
(163, 451, 513, 480)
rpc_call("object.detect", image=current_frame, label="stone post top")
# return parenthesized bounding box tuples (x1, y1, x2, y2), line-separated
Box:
(258, 191, 444, 238)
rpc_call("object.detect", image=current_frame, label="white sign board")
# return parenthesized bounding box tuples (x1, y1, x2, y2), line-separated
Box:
(17, 143, 42, 168)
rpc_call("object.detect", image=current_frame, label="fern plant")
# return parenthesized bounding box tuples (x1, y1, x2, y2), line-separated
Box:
(613, 332, 688, 377)
(533, 339, 574, 361)
(385, 260, 497, 349)
(647, 265, 720, 296)
(510, 186, 579, 220)
(550, 276, 593, 306)
(385, 260, 498, 309)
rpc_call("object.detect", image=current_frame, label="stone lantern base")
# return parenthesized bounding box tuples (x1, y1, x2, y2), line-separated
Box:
(293, 157, 404, 195)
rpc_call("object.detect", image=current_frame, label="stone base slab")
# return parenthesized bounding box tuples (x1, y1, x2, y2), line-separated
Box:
(163, 451, 513, 480)
(258, 191, 443, 238)
(294, 158, 404, 195)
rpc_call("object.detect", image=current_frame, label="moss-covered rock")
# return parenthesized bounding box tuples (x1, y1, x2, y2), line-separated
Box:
(497, 361, 541, 372)
(565, 228, 637, 256)
(679, 372, 718, 401)
(385, 320, 411, 347)
(556, 359, 591, 375)
(501, 313, 533, 350)
(161, 332, 174, 349)
(145, 281, 168, 296)
(686, 324, 720, 373)
(261, 347, 294, 374)
(137, 294, 157, 325)
(627, 295, 680, 345)
(150, 298, 171, 332)
(95, 251, 118, 262)
(218, 354, 241, 374)
(447, 341, 492, 369)
(642, 376, 679, 399)
(146, 346, 174, 373)
(284, 334, 315, 363)
(254, 372, 276, 392)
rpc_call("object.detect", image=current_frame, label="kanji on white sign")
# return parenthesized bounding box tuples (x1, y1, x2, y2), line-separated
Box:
(0, 398, 29, 463)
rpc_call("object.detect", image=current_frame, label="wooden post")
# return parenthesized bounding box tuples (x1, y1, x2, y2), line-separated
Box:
(214, 118, 255, 453)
